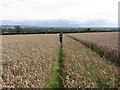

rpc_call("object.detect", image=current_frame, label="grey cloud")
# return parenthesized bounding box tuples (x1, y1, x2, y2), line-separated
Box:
(1, 19, 117, 27)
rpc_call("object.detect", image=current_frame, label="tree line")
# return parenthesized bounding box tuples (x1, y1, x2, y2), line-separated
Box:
(1, 26, 119, 35)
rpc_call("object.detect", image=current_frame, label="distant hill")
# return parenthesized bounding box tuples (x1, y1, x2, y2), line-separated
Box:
(0, 25, 118, 30)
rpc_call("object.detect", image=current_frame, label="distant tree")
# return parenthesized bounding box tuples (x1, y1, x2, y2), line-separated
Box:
(1, 29, 4, 34)
(88, 28, 91, 31)
(85, 28, 91, 32)
(14, 26, 21, 33)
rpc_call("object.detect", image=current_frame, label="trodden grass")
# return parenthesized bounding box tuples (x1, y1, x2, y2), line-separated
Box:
(45, 43, 64, 88)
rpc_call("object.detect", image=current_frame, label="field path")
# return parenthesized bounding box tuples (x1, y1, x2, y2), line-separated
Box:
(1, 34, 119, 88)
(62, 35, 118, 88)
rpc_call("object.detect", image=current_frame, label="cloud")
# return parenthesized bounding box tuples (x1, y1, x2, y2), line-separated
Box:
(1, 19, 117, 27)
(0, 0, 119, 27)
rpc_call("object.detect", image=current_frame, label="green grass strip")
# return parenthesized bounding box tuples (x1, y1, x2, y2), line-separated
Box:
(45, 43, 64, 88)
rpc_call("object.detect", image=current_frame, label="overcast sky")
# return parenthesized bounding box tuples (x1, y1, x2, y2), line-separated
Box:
(0, 0, 119, 27)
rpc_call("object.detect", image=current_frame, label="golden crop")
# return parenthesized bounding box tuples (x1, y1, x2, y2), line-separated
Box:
(0, 35, 2, 89)
(68, 32, 118, 65)
(1, 32, 119, 88)
(63, 35, 118, 88)
(2, 34, 59, 88)
(68, 32, 118, 51)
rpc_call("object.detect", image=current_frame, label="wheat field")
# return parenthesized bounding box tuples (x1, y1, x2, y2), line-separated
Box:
(63, 35, 118, 88)
(68, 32, 118, 51)
(0, 35, 2, 89)
(2, 34, 59, 88)
(1, 33, 119, 88)
(68, 32, 119, 65)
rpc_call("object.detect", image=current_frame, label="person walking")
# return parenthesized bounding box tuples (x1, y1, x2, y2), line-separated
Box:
(59, 32, 63, 43)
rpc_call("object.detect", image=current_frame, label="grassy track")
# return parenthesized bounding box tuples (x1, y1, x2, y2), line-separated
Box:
(3, 34, 118, 88)
(46, 43, 64, 88)
(62, 35, 118, 88)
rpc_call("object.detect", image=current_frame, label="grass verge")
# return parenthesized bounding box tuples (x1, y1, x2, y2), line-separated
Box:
(45, 43, 64, 88)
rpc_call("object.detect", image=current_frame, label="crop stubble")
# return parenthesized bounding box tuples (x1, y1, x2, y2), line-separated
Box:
(2, 34, 59, 88)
